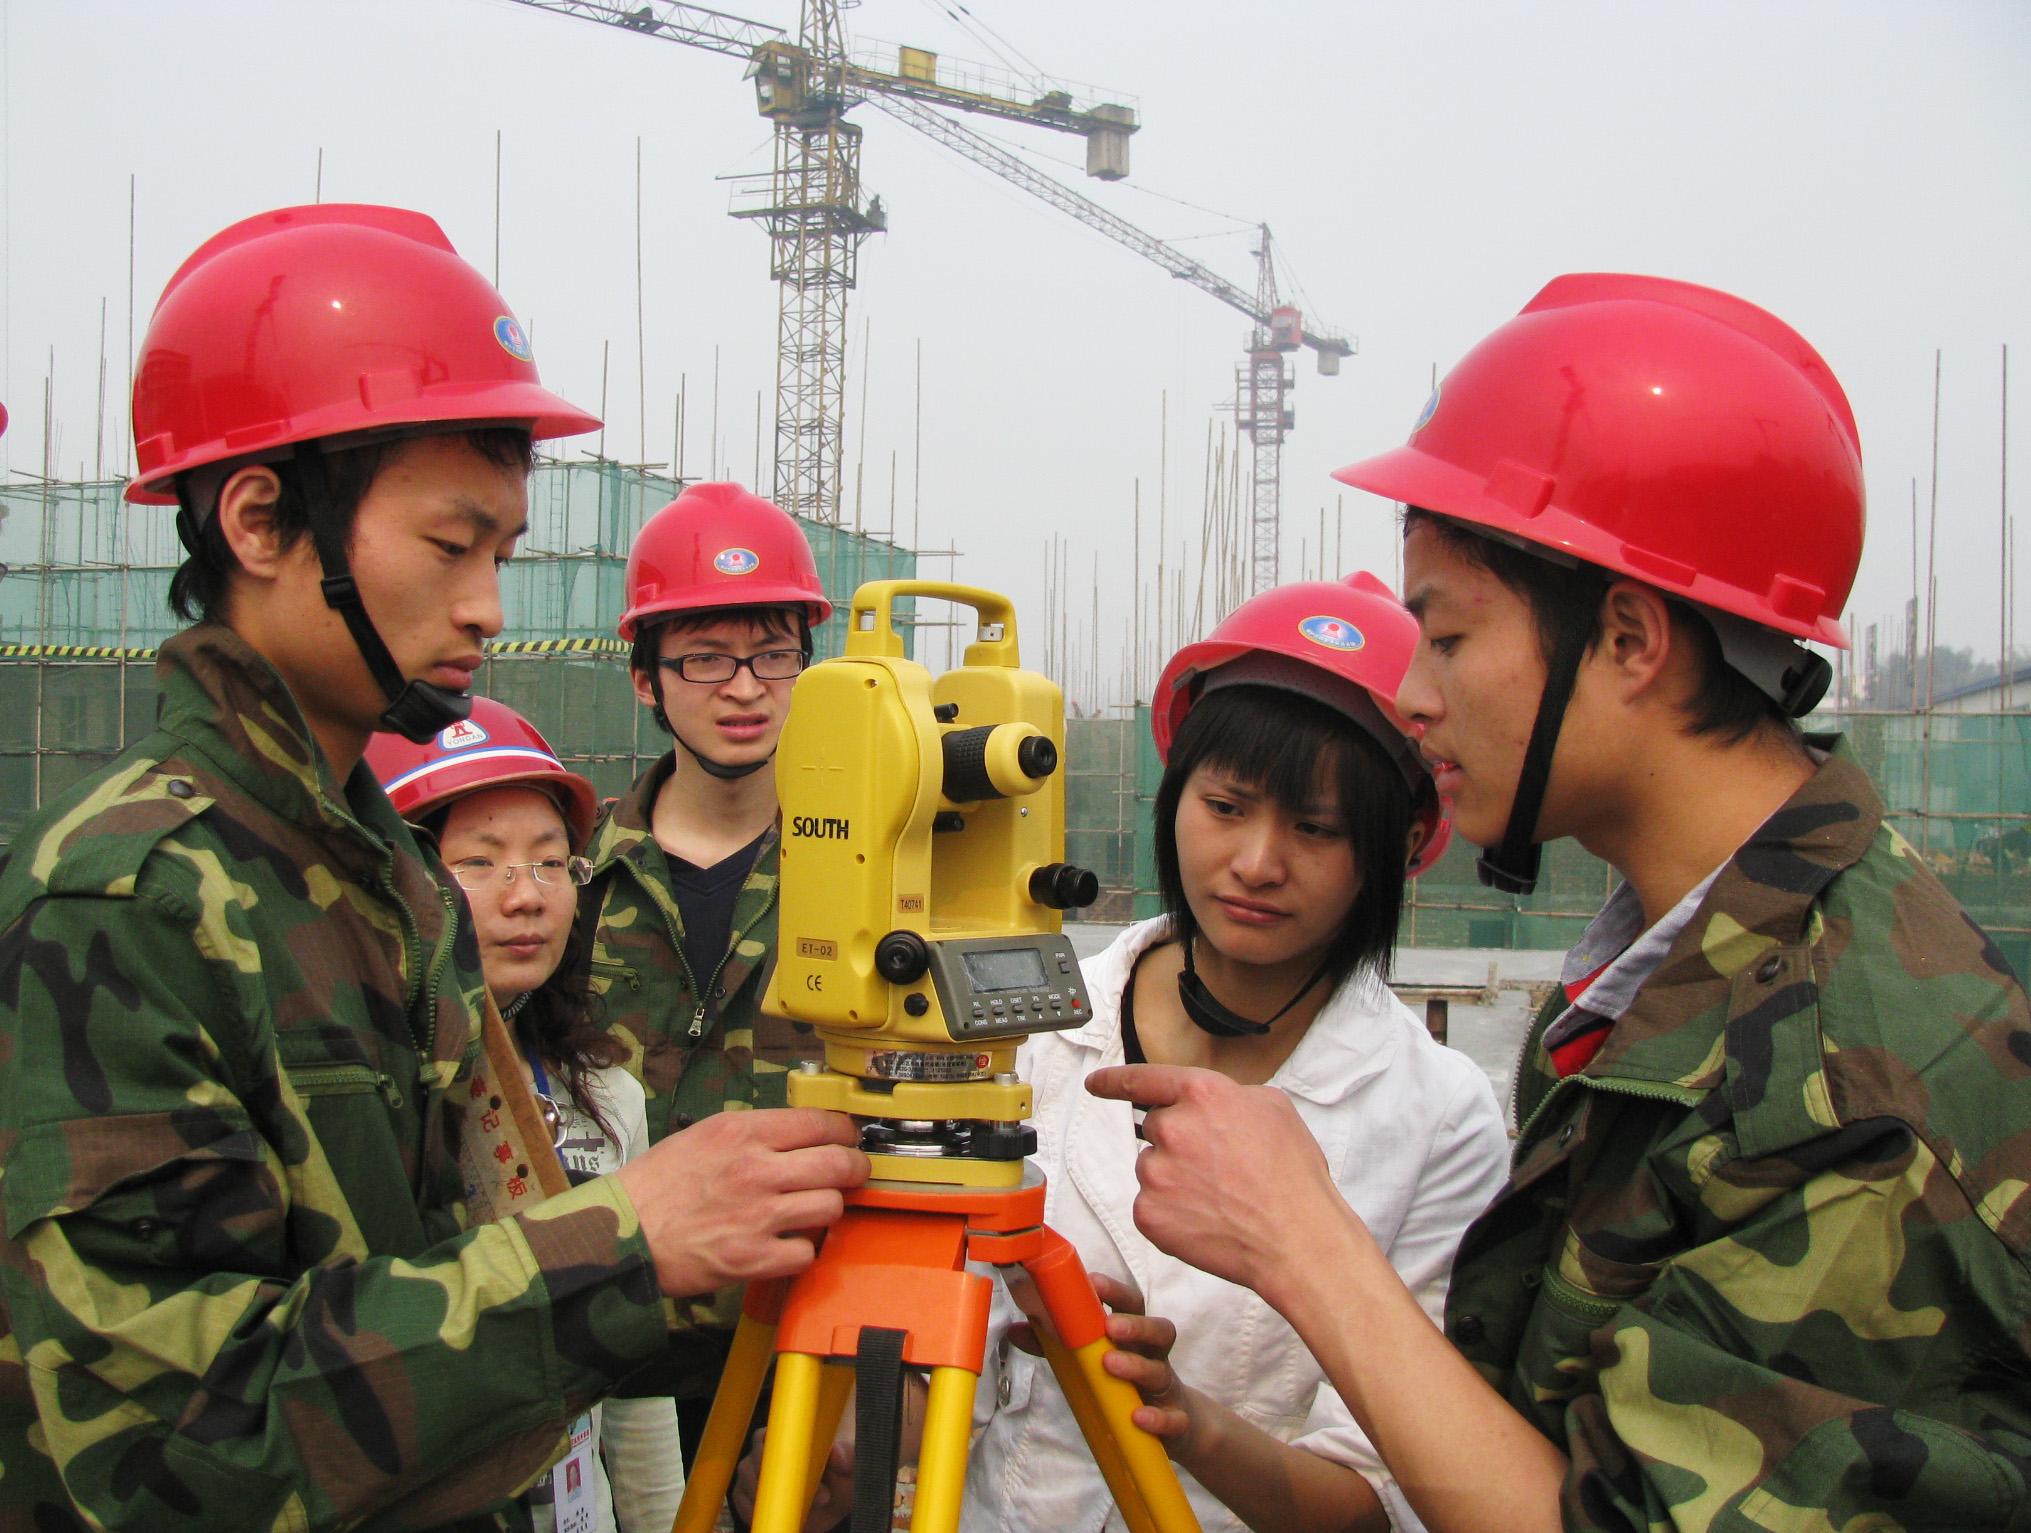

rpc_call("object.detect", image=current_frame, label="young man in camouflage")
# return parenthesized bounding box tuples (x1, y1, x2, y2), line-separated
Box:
(0, 206, 866, 1533)
(1091, 277, 2031, 1530)
(581, 480, 833, 1443)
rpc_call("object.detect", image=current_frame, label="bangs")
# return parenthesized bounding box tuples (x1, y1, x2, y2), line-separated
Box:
(1155, 681, 1415, 986)
(1180, 686, 1357, 818)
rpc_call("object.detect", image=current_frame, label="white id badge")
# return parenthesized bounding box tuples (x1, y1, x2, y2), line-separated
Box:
(551, 1412, 598, 1533)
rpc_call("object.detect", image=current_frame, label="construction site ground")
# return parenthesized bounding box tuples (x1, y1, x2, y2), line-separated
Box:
(1065, 923, 1565, 1128)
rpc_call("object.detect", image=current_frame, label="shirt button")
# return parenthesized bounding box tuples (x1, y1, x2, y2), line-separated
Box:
(675, 1114, 695, 1130)
(1453, 1314, 1485, 1345)
(166, 780, 195, 800)
(1559, 1122, 1577, 1145)
(1755, 955, 1783, 983)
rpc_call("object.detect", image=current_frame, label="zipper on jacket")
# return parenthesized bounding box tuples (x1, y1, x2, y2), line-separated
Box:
(1538, 1264, 1625, 1327)
(418, 880, 460, 1061)
(590, 955, 643, 991)
(1515, 1070, 1704, 1151)
(691, 875, 779, 1040)
(290, 1063, 406, 1109)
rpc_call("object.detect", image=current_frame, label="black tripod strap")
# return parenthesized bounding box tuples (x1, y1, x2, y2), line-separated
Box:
(852, 1328, 908, 1533)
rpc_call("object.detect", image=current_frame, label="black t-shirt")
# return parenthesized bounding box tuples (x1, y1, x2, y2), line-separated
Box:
(668, 827, 770, 1001)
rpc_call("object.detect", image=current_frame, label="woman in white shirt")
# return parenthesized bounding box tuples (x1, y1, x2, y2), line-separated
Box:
(964, 574, 1511, 1533)
(368, 698, 685, 1533)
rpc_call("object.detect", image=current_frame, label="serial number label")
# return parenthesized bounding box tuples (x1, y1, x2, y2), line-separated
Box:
(897, 895, 925, 913)
(797, 938, 838, 960)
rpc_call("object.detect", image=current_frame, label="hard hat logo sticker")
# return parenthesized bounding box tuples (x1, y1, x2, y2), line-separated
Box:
(1411, 383, 1441, 435)
(493, 316, 533, 362)
(714, 547, 761, 575)
(1298, 616, 1365, 651)
(439, 718, 490, 750)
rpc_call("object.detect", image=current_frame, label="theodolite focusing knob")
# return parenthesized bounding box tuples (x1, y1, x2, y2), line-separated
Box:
(1016, 735, 1057, 779)
(875, 930, 932, 985)
(1029, 863, 1101, 910)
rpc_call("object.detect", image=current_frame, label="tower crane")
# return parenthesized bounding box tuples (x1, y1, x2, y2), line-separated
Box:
(507, 1, 1350, 588)
(862, 93, 1353, 593)
(504, 0, 1137, 526)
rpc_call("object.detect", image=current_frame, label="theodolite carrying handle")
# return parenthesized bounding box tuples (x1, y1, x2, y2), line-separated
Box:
(846, 580, 1022, 668)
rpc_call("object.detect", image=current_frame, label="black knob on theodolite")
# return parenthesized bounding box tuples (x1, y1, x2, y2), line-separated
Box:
(1028, 863, 1100, 910)
(1016, 735, 1057, 779)
(875, 930, 931, 984)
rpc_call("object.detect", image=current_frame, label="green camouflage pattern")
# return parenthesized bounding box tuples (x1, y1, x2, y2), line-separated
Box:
(579, 754, 821, 1142)
(0, 626, 668, 1532)
(1445, 737, 2031, 1530)
(578, 753, 822, 1400)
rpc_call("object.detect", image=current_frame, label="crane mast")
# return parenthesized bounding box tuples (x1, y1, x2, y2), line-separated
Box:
(504, 0, 1135, 526)
(867, 96, 1352, 592)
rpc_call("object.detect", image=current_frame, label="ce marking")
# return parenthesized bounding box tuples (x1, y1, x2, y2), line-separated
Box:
(804, 973, 824, 991)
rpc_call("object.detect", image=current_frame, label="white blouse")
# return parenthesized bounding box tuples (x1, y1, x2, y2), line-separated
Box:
(961, 919, 1511, 1533)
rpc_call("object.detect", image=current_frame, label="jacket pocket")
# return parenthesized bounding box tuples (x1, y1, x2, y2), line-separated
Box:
(1521, 1230, 1664, 1408)
(274, 1035, 428, 1258)
(590, 955, 642, 997)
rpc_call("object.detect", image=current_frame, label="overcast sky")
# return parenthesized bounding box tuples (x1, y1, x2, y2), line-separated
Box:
(4, 0, 2026, 708)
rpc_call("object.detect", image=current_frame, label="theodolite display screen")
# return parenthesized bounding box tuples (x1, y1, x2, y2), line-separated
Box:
(961, 946, 1050, 993)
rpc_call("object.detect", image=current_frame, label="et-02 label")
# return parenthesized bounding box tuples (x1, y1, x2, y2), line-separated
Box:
(796, 938, 838, 960)
(790, 815, 851, 840)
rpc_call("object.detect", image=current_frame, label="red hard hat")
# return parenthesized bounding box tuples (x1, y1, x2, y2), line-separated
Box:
(1153, 572, 1451, 874)
(619, 481, 832, 640)
(125, 204, 599, 505)
(1333, 274, 1862, 648)
(365, 696, 598, 851)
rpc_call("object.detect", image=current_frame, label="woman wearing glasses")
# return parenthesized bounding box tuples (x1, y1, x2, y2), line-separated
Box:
(367, 698, 683, 1533)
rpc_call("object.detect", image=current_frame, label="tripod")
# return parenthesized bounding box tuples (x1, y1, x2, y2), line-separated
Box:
(671, 1169, 1201, 1533)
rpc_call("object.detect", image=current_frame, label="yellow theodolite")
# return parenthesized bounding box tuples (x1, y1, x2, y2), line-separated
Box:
(765, 579, 1098, 1184)
(672, 581, 1199, 1533)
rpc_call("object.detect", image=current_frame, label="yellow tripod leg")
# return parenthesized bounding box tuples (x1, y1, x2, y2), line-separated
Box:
(751, 1351, 823, 1533)
(1033, 1326, 1160, 1533)
(907, 1365, 977, 1533)
(798, 1362, 855, 1526)
(673, 1305, 780, 1533)
(1048, 1334, 1199, 1533)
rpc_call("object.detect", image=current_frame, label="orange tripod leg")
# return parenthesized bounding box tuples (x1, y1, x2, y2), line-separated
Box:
(674, 1279, 787, 1533)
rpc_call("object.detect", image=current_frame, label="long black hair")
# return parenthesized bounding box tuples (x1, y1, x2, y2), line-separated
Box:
(1153, 683, 1417, 989)
(422, 803, 626, 1148)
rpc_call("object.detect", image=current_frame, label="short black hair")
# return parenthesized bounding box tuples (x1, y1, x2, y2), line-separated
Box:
(168, 427, 535, 622)
(1153, 683, 1415, 989)
(1401, 506, 1788, 743)
(629, 605, 809, 735)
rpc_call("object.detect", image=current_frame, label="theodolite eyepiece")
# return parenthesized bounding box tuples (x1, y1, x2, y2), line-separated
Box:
(1029, 862, 1100, 911)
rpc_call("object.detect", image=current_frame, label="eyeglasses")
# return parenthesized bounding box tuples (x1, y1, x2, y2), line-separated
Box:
(449, 856, 593, 891)
(657, 649, 806, 684)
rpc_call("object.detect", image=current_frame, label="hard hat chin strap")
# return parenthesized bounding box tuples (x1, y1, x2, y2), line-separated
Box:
(296, 450, 472, 746)
(1177, 938, 1332, 1039)
(1476, 618, 1592, 896)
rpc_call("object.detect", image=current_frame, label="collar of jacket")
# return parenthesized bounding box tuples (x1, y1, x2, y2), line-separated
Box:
(586, 750, 674, 872)
(1566, 734, 1879, 1096)
(151, 623, 416, 865)
(586, 750, 783, 880)
(1066, 915, 1406, 1106)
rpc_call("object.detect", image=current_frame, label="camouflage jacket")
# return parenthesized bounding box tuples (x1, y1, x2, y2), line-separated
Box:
(577, 754, 823, 1401)
(579, 753, 821, 1143)
(0, 627, 668, 1533)
(1444, 738, 2031, 1530)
